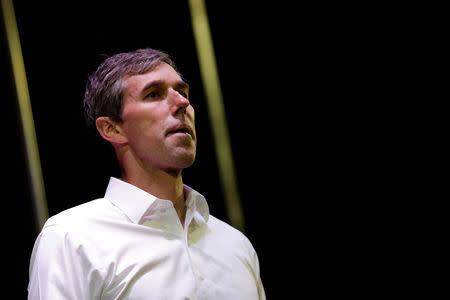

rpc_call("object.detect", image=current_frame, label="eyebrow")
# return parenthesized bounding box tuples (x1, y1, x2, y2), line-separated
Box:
(140, 80, 189, 96)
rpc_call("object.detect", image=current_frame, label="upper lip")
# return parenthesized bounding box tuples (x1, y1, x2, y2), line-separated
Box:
(167, 124, 194, 137)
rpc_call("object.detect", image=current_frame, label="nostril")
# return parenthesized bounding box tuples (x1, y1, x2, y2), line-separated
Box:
(175, 105, 187, 116)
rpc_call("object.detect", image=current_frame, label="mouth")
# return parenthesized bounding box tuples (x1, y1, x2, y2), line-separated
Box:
(167, 125, 194, 138)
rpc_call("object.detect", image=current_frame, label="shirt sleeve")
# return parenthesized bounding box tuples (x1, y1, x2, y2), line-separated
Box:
(253, 250, 266, 300)
(240, 233, 266, 300)
(28, 224, 103, 299)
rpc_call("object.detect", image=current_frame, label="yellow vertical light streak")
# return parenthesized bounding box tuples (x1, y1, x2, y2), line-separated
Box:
(1, 0, 48, 229)
(188, 0, 245, 232)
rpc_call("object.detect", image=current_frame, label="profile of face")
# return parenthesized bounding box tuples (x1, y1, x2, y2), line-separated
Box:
(117, 62, 196, 173)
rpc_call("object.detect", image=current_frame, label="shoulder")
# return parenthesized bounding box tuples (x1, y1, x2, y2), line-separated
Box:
(207, 215, 257, 254)
(45, 198, 115, 229)
(31, 199, 117, 267)
(38, 198, 122, 249)
(203, 215, 263, 288)
(29, 201, 110, 298)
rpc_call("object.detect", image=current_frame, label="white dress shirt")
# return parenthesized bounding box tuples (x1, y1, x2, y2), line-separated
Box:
(28, 177, 265, 299)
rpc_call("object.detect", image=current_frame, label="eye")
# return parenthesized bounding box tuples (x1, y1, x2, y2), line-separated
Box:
(145, 90, 162, 99)
(179, 90, 189, 98)
(175, 87, 189, 99)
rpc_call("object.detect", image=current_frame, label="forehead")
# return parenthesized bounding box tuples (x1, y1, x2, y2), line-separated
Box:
(123, 62, 183, 94)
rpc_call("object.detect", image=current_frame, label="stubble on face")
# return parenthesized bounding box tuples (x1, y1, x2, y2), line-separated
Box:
(119, 63, 197, 174)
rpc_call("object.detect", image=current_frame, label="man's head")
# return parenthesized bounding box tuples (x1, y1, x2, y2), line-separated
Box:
(83, 48, 196, 173)
(83, 48, 176, 128)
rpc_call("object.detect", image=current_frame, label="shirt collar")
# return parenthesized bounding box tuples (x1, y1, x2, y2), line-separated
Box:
(184, 184, 210, 224)
(104, 177, 209, 225)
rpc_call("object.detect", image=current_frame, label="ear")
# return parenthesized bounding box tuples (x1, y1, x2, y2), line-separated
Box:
(95, 116, 128, 146)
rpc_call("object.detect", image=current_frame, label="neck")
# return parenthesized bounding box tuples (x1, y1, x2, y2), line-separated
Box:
(117, 147, 187, 225)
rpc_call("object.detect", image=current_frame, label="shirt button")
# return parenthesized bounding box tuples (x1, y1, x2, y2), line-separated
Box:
(199, 275, 204, 280)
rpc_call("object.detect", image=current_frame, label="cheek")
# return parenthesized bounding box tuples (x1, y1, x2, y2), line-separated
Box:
(187, 106, 195, 122)
(123, 114, 157, 145)
(123, 120, 163, 162)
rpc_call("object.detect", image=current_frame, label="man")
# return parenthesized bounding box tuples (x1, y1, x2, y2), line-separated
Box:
(28, 48, 265, 299)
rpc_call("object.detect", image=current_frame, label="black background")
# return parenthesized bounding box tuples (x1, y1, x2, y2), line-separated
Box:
(2, 1, 399, 299)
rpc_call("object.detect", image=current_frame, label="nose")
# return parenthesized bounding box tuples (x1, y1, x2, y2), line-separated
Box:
(169, 88, 190, 115)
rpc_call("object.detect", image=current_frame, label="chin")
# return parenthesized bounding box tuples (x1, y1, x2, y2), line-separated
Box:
(171, 149, 196, 169)
(179, 154, 196, 169)
(164, 157, 195, 175)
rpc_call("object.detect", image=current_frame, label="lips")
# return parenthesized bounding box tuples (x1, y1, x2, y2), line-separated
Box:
(167, 124, 194, 138)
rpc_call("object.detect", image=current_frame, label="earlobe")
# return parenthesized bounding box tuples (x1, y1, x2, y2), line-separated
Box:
(95, 117, 128, 145)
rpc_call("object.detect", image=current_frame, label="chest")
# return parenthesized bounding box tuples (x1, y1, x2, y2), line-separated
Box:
(98, 230, 259, 299)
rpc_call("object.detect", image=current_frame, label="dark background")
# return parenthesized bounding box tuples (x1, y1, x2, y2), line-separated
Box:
(2, 1, 306, 298)
(2, 1, 399, 299)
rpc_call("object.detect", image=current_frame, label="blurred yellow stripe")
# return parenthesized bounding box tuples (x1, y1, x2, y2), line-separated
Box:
(188, 0, 245, 232)
(1, 0, 48, 229)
